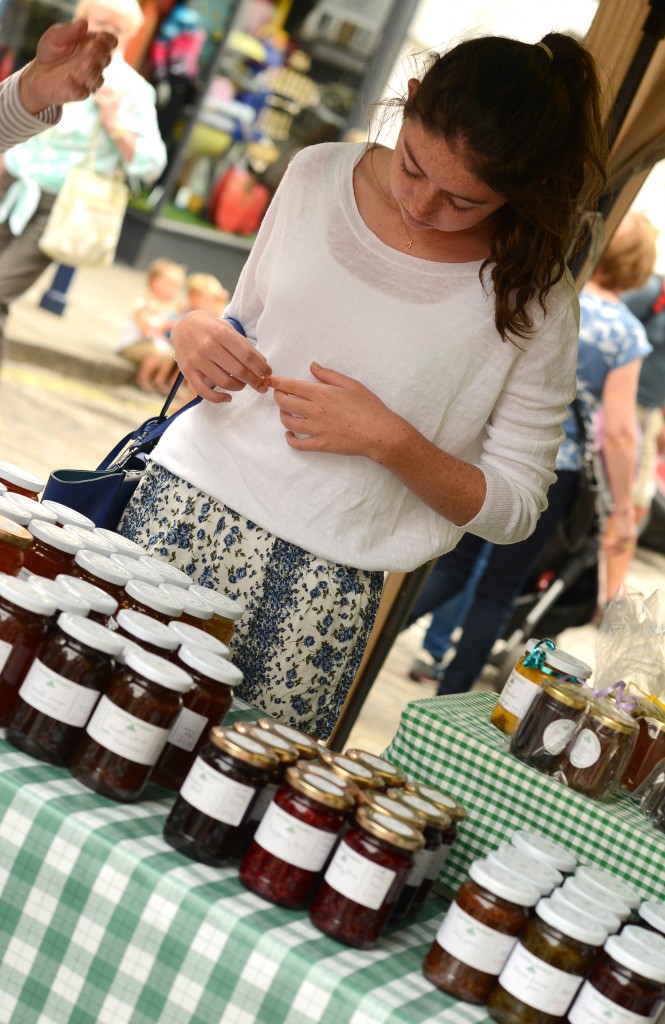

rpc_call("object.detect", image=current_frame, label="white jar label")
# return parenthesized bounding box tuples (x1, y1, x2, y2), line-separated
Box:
(167, 707, 208, 752)
(0, 638, 12, 673)
(543, 718, 577, 754)
(86, 695, 170, 766)
(16, 567, 32, 580)
(249, 782, 278, 822)
(405, 848, 429, 887)
(324, 839, 396, 911)
(497, 668, 541, 720)
(180, 756, 255, 825)
(499, 942, 584, 1015)
(19, 659, 100, 727)
(253, 799, 337, 872)
(568, 728, 602, 769)
(569, 981, 653, 1024)
(424, 842, 452, 882)
(436, 900, 518, 975)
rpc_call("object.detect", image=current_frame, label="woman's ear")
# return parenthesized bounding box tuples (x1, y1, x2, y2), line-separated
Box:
(406, 78, 419, 103)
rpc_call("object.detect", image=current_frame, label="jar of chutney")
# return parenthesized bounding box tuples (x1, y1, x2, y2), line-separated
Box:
(70, 647, 192, 801)
(568, 931, 665, 1024)
(510, 830, 577, 876)
(557, 699, 638, 800)
(189, 584, 243, 646)
(0, 515, 33, 576)
(548, 885, 621, 936)
(562, 875, 631, 925)
(55, 574, 118, 626)
(112, 609, 180, 659)
(0, 460, 44, 498)
(572, 865, 641, 914)
(488, 844, 563, 896)
(0, 576, 56, 723)
(163, 727, 278, 865)
(510, 680, 591, 773)
(5, 613, 124, 765)
(22, 521, 86, 579)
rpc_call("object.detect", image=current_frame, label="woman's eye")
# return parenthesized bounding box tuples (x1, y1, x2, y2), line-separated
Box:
(401, 160, 419, 179)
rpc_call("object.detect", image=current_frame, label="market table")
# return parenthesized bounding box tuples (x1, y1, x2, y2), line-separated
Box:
(384, 691, 663, 899)
(0, 700, 492, 1024)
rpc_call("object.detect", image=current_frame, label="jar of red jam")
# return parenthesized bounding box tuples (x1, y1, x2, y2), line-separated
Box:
(159, 584, 213, 629)
(0, 495, 31, 526)
(387, 791, 452, 918)
(110, 554, 165, 587)
(255, 719, 320, 761)
(26, 576, 91, 621)
(70, 648, 192, 801)
(318, 749, 384, 790)
(63, 525, 118, 559)
(0, 460, 44, 498)
(118, 581, 183, 625)
(150, 647, 243, 790)
(9, 495, 58, 526)
(239, 765, 354, 909)
(189, 584, 243, 646)
(0, 515, 33, 576)
(556, 699, 638, 800)
(488, 897, 607, 1024)
(296, 759, 359, 798)
(167, 619, 229, 658)
(21, 521, 86, 579)
(55, 574, 118, 626)
(71, 551, 133, 606)
(163, 728, 278, 865)
(5, 613, 124, 765)
(346, 749, 407, 789)
(137, 556, 192, 590)
(112, 609, 181, 659)
(423, 858, 540, 1004)
(94, 529, 145, 561)
(40, 500, 94, 530)
(0, 577, 56, 723)
(510, 830, 577, 875)
(568, 931, 665, 1024)
(402, 780, 467, 841)
(309, 807, 424, 948)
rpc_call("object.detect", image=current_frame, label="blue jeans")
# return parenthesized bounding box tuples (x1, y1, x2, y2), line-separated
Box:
(421, 542, 492, 661)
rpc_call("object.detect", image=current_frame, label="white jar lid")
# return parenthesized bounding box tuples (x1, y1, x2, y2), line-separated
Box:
(549, 885, 621, 934)
(29, 520, 86, 554)
(0, 460, 44, 493)
(0, 494, 31, 525)
(41, 500, 94, 530)
(574, 865, 641, 909)
(27, 576, 90, 616)
(489, 845, 562, 895)
(468, 858, 540, 907)
(55, 574, 118, 617)
(160, 583, 213, 620)
(94, 529, 144, 559)
(64, 524, 117, 556)
(177, 645, 242, 685)
(638, 900, 665, 935)
(605, 933, 665, 984)
(115, 608, 180, 649)
(0, 576, 56, 616)
(563, 874, 631, 921)
(138, 556, 192, 589)
(621, 924, 665, 955)
(544, 648, 592, 680)
(124, 580, 183, 617)
(111, 553, 165, 585)
(536, 896, 607, 946)
(167, 619, 228, 656)
(123, 647, 192, 692)
(0, 482, 5, 494)
(56, 612, 125, 656)
(9, 495, 58, 524)
(74, 551, 132, 586)
(189, 584, 244, 621)
(511, 830, 577, 873)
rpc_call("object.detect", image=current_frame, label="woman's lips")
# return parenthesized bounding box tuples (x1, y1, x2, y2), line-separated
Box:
(402, 207, 432, 231)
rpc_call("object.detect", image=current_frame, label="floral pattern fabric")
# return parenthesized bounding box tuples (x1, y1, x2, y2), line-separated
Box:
(119, 463, 383, 740)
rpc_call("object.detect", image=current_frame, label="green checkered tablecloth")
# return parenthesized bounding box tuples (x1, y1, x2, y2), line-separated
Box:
(0, 718, 493, 1023)
(384, 691, 663, 899)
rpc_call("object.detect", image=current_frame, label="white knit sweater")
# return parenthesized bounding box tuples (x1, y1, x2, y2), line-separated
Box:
(154, 143, 579, 572)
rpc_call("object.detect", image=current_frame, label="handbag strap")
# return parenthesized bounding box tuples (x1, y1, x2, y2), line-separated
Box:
(157, 315, 246, 422)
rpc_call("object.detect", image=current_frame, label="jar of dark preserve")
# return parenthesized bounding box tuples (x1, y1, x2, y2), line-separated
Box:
(159, 584, 213, 630)
(55, 574, 118, 626)
(488, 896, 607, 1024)
(150, 647, 243, 790)
(388, 792, 452, 917)
(70, 647, 192, 802)
(239, 766, 354, 909)
(402, 780, 467, 840)
(297, 759, 359, 798)
(0, 515, 33, 576)
(167, 619, 229, 658)
(488, 844, 563, 896)
(71, 551, 133, 607)
(40, 500, 94, 530)
(511, 680, 591, 773)
(572, 865, 641, 914)
(118, 580, 183, 625)
(0, 577, 56, 723)
(112, 609, 180, 659)
(548, 885, 621, 936)
(163, 727, 278, 865)
(5, 613, 124, 765)
(318, 749, 383, 790)
(622, 713, 665, 793)
(510, 830, 577, 876)
(352, 792, 426, 922)
(21, 521, 86, 580)
(557, 699, 638, 800)
(568, 931, 665, 1024)
(346, 749, 407, 788)
(562, 875, 632, 925)
(423, 858, 540, 1004)
(255, 718, 320, 761)
(0, 460, 44, 498)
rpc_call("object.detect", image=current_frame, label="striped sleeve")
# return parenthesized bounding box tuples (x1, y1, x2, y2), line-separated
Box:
(0, 70, 61, 153)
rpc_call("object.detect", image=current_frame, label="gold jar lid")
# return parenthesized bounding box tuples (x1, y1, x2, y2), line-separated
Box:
(233, 722, 299, 764)
(0, 514, 33, 550)
(403, 780, 466, 822)
(357, 789, 427, 829)
(588, 697, 639, 735)
(319, 749, 384, 789)
(256, 718, 319, 759)
(355, 806, 424, 852)
(209, 726, 280, 769)
(542, 679, 592, 710)
(629, 693, 665, 723)
(285, 765, 355, 811)
(345, 748, 406, 787)
(297, 759, 358, 795)
(385, 788, 452, 830)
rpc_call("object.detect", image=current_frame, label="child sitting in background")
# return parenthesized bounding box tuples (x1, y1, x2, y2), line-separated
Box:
(118, 258, 186, 392)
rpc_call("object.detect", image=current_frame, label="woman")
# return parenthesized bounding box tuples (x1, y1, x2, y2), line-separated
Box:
(120, 34, 608, 739)
(0, 0, 166, 362)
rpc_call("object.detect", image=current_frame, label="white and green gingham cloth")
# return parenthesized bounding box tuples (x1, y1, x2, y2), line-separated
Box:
(384, 691, 663, 899)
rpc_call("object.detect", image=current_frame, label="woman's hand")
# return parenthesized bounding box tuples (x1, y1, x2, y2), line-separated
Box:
(602, 506, 637, 556)
(171, 311, 272, 403)
(20, 19, 115, 114)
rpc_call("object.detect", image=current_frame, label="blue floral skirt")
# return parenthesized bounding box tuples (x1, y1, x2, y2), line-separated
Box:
(119, 462, 384, 740)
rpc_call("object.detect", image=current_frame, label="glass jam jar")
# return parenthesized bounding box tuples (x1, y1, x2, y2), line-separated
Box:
(318, 749, 383, 790)
(71, 551, 133, 607)
(402, 780, 467, 839)
(568, 931, 665, 1024)
(423, 858, 540, 1004)
(621, 713, 665, 793)
(112, 609, 180, 659)
(0, 494, 31, 526)
(0, 460, 44, 498)
(492, 642, 592, 736)
(137, 556, 192, 590)
(510, 680, 592, 773)
(94, 529, 145, 561)
(309, 807, 424, 949)
(297, 759, 359, 798)
(489, 845, 562, 896)
(0, 577, 56, 723)
(255, 719, 320, 761)
(4, 613, 124, 765)
(70, 647, 192, 802)
(159, 584, 213, 630)
(8, 495, 58, 526)
(109, 553, 165, 587)
(487, 896, 607, 1023)
(167, 619, 229, 658)
(346, 749, 407, 789)
(163, 727, 278, 865)
(556, 699, 639, 800)
(55, 574, 118, 626)
(40, 500, 94, 530)
(386, 790, 451, 918)
(27, 576, 91, 621)
(189, 584, 243, 646)
(0, 515, 33, 576)
(21, 521, 86, 579)
(150, 647, 243, 791)
(510, 830, 577, 875)
(637, 900, 665, 938)
(239, 766, 354, 909)
(63, 524, 118, 558)
(118, 580, 183, 625)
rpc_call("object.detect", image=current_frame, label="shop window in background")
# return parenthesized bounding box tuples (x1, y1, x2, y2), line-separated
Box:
(0, 0, 76, 78)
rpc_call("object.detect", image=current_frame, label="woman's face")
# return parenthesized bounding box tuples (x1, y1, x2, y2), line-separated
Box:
(83, 4, 136, 53)
(389, 115, 506, 238)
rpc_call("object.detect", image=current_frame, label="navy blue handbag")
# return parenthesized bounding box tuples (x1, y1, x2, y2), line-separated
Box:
(42, 317, 245, 529)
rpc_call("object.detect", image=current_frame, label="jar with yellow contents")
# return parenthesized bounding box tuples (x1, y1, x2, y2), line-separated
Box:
(491, 641, 591, 736)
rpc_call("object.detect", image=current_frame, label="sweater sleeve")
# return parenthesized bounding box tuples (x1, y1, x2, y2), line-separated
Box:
(0, 71, 61, 154)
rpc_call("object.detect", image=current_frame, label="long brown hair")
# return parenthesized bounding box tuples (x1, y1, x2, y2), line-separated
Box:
(404, 33, 608, 341)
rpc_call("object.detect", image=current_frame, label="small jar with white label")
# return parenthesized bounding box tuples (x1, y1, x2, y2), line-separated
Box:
(150, 647, 243, 791)
(63, 524, 118, 558)
(423, 858, 540, 1004)
(71, 551, 133, 607)
(402, 780, 466, 841)
(4, 613, 124, 765)
(510, 831, 577, 876)
(163, 727, 278, 865)
(69, 647, 192, 802)
(548, 885, 621, 937)
(7, 494, 58, 526)
(491, 642, 592, 737)
(27, 576, 91, 624)
(239, 766, 354, 909)
(94, 529, 145, 560)
(345, 749, 407, 789)
(55, 574, 118, 626)
(255, 719, 320, 760)
(487, 897, 607, 1023)
(386, 791, 450, 920)
(0, 494, 31, 526)
(568, 930, 665, 1024)
(110, 553, 165, 587)
(0, 577, 56, 723)
(309, 807, 424, 949)
(556, 698, 638, 800)
(511, 680, 591, 773)
(167, 619, 229, 658)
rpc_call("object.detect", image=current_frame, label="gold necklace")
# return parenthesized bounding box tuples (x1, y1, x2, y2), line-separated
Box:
(405, 236, 414, 250)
